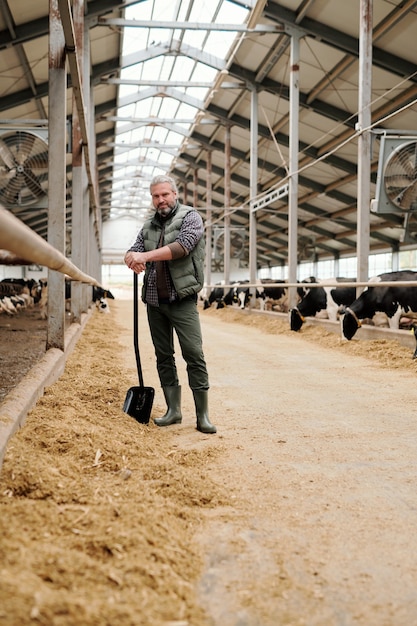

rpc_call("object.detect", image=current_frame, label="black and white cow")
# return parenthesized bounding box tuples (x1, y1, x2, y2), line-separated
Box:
(225, 277, 317, 312)
(37, 278, 115, 319)
(0, 278, 41, 313)
(203, 283, 236, 309)
(0, 295, 20, 315)
(255, 279, 288, 311)
(232, 280, 252, 309)
(227, 278, 290, 311)
(92, 285, 115, 302)
(290, 278, 357, 331)
(342, 270, 417, 357)
(0, 277, 41, 304)
(66, 280, 114, 302)
(206, 279, 288, 311)
(96, 297, 110, 313)
(204, 277, 314, 312)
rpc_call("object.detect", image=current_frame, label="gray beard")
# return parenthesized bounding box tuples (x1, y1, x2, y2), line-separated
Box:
(156, 207, 173, 218)
(156, 201, 177, 218)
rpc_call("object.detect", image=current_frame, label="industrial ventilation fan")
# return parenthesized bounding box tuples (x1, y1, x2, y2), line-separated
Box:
(371, 130, 417, 242)
(214, 227, 246, 260)
(0, 129, 49, 208)
(298, 236, 316, 261)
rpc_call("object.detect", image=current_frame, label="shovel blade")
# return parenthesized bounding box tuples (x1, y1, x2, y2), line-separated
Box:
(123, 386, 155, 424)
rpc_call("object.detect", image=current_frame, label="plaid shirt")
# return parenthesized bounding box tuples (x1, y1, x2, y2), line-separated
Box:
(128, 207, 204, 306)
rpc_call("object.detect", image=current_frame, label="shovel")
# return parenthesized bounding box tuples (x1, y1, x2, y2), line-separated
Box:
(123, 271, 155, 423)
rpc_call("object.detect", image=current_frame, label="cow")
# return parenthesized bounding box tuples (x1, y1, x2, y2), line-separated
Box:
(9, 295, 27, 311)
(0, 278, 40, 312)
(65, 280, 114, 302)
(214, 277, 315, 312)
(204, 277, 315, 312)
(0, 295, 19, 315)
(96, 297, 110, 313)
(0, 293, 31, 314)
(38, 278, 48, 319)
(221, 279, 290, 311)
(37, 278, 115, 319)
(206, 280, 283, 311)
(0, 278, 41, 304)
(203, 282, 237, 309)
(232, 280, 253, 309)
(92, 285, 115, 302)
(342, 270, 417, 357)
(290, 277, 357, 331)
(255, 279, 288, 312)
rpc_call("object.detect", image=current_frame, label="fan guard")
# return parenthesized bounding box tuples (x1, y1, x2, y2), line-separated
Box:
(298, 236, 316, 261)
(383, 140, 417, 212)
(0, 130, 48, 207)
(214, 227, 246, 259)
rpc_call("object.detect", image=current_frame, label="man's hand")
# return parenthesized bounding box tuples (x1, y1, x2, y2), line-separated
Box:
(124, 251, 146, 274)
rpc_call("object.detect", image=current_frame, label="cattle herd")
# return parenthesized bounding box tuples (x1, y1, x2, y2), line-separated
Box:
(3, 272, 417, 358)
(0, 277, 114, 318)
(203, 271, 417, 358)
(203, 278, 290, 312)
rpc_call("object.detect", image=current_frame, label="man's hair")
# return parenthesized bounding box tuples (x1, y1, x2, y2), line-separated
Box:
(150, 174, 178, 194)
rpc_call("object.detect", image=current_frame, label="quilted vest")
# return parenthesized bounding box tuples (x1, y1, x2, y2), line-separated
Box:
(142, 204, 205, 300)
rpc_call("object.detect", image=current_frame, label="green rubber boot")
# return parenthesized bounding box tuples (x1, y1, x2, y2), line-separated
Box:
(154, 386, 182, 427)
(193, 390, 217, 434)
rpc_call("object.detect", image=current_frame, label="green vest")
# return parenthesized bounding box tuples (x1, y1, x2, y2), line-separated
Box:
(142, 204, 205, 300)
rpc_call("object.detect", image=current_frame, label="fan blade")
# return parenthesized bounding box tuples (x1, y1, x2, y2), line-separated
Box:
(402, 145, 417, 177)
(24, 151, 48, 170)
(399, 179, 417, 210)
(15, 133, 36, 165)
(386, 174, 414, 189)
(0, 172, 24, 205)
(389, 143, 417, 178)
(0, 165, 17, 184)
(0, 138, 16, 170)
(23, 169, 45, 198)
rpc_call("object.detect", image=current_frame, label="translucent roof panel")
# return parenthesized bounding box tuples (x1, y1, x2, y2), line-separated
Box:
(109, 0, 250, 217)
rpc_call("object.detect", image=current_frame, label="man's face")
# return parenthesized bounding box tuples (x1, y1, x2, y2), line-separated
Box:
(150, 182, 177, 217)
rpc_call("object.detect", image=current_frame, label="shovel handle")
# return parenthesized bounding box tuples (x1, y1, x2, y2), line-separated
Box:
(133, 271, 145, 388)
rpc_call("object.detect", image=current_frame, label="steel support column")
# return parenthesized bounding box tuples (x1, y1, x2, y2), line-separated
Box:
(224, 124, 231, 283)
(86, 26, 100, 288)
(71, 0, 87, 323)
(356, 0, 372, 293)
(47, 0, 66, 351)
(288, 32, 300, 309)
(249, 85, 258, 287)
(84, 20, 95, 309)
(204, 150, 212, 289)
(58, 0, 101, 249)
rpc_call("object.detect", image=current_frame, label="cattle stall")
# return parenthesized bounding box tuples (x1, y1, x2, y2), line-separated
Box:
(0, 206, 101, 467)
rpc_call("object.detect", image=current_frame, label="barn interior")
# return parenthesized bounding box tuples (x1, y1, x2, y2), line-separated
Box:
(2, 3, 417, 623)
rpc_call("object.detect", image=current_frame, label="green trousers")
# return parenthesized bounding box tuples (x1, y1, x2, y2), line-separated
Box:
(146, 298, 209, 390)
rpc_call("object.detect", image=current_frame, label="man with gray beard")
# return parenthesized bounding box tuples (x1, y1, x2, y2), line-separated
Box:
(124, 174, 216, 434)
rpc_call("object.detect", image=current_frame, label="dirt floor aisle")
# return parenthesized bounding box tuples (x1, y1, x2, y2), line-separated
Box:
(1, 297, 417, 626)
(119, 299, 417, 626)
